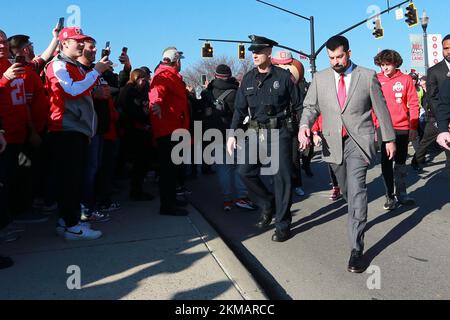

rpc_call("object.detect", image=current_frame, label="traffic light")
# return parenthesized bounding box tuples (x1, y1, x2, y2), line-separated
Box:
(373, 18, 384, 39)
(202, 42, 213, 58)
(405, 3, 418, 27)
(238, 44, 246, 60)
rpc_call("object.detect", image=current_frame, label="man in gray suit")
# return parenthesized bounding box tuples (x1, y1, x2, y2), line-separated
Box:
(299, 36, 396, 273)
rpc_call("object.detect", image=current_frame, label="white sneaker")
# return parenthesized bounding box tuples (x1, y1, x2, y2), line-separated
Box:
(57, 220, 94, 239)
(64, 223, 102, 241)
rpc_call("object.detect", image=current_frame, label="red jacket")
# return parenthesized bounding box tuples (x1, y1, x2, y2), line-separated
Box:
(104, 99, 119, 142)
(45, 53, 99, 137)
(0, 59, 49, 144)
(376, 70, 419, 131)
(149, 64, 189, 140)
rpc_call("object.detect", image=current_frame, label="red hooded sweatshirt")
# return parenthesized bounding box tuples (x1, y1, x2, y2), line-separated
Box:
(149, 64, 190, 140)
(376, 70, 419, 131)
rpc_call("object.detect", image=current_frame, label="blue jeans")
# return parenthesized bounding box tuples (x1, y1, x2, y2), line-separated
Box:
(215, 162, 248, 202)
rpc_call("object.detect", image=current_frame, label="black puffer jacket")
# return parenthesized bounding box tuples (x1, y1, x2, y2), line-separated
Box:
(201, 78, 239, 133)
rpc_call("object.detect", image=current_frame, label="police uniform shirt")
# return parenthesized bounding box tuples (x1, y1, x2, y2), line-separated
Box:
(231, 66, 301, 130)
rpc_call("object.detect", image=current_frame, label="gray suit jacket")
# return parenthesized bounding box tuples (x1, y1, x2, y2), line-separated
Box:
(300, 64, 395, 165)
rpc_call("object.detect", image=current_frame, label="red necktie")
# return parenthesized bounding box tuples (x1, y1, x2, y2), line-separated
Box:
(338, 74, 348, 137)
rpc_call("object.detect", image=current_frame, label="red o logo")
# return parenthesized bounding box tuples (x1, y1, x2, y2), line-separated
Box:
(432, 36, 438, 42)
(433, 44, 438, 49)
(434, 59, 439, 64)
(434, 52, 438, 57)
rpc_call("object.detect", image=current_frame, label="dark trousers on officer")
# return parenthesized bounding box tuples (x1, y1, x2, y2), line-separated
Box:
(239, 127, 293, 232)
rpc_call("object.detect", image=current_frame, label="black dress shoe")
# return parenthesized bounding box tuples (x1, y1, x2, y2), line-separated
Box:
(256, 213, 273, 229)
(348, 250, 367, 273)
(272, 229, 291, 243)
(160, 207, 189, 217)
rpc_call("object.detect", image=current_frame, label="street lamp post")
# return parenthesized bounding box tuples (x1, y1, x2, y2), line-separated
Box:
(421, 10, 430, 76)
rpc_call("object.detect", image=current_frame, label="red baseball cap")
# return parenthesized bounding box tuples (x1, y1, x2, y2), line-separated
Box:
(58, 27, 91, 42)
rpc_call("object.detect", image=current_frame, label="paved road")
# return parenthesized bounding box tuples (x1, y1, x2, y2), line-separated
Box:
(187, 149, 450, 300)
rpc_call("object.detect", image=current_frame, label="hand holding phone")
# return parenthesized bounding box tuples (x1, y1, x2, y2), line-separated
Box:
(119, 47, 128, 64)
(15, 56, 27, 66)
(101, 41, 111, 59)
(56, 17, 64, 32)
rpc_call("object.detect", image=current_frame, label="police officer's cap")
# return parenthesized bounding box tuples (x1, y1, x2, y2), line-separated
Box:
(248, 35, 278, 52)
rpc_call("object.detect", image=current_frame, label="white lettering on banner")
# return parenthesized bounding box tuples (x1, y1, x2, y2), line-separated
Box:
(410, 34, 425, 69)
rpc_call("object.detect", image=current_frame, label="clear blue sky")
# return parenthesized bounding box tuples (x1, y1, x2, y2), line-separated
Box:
(2, 0, 449, 79)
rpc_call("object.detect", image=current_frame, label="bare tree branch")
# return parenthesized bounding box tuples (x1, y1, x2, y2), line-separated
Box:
(182, 55, 254, 88)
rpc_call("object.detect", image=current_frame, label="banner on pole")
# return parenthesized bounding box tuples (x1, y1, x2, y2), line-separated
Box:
(428, 34, 443, 67)
(410, 34, 424, 68)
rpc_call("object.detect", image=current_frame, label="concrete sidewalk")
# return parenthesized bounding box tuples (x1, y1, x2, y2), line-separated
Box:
(0, 194, 266, 300)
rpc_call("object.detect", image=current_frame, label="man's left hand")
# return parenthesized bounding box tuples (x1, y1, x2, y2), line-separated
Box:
(385, 142, 397, 160)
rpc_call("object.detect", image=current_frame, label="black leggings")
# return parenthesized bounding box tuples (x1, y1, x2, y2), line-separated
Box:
(381, 133, 409, 197)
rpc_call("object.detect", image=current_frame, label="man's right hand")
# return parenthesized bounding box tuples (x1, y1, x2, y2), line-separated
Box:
(298, 127, 312, 151)
(119, 53, 131, 70)
(227, 137, 237, 156)
(94, 56, 112, 74)
(3, 63, 25, 80)
(437, 132, 450, 151)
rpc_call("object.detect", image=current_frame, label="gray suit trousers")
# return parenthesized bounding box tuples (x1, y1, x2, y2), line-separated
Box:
(330, 138, 369, 253)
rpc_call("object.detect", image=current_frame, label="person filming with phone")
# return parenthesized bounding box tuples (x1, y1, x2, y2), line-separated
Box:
(45, 27, 111, 241)
(8, 18, 65, 74)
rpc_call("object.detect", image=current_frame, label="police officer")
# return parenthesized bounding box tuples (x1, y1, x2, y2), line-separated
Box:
(226, 35, 302, 242)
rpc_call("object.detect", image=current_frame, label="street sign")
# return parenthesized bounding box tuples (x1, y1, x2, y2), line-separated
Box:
(395, 8, 404, 20)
